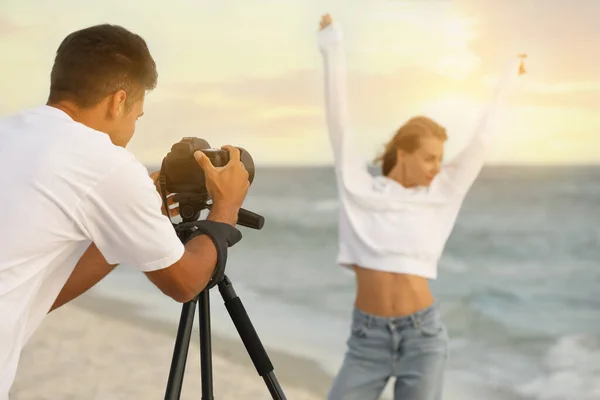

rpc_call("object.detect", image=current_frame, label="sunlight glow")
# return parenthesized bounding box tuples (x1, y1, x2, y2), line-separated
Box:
(0, 0, 597, 165)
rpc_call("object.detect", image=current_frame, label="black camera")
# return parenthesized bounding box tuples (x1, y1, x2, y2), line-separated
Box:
(162, 137, 255, 196)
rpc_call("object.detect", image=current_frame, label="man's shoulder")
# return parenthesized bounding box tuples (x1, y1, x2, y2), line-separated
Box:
(49, 113, 143, 179)
(4, 105, 147, 187)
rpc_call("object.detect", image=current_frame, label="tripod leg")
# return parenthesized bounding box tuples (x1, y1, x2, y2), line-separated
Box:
(165, 298, 198, 400)
(197, 289, 214, 400)
(218, 276, 287, 400)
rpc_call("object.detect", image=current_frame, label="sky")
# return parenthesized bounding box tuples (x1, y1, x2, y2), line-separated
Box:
(0, 0, 599, 166)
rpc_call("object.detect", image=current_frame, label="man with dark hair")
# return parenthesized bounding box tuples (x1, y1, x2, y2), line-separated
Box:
(0, 24, 250, 399)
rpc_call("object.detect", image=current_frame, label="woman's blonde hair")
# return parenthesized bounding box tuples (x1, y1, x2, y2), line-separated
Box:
(373, 116, 448, 176)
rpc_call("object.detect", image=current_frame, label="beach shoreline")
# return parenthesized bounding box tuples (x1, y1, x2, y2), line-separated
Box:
(10, 293, 331, 399)
(9, 291, 535, 400)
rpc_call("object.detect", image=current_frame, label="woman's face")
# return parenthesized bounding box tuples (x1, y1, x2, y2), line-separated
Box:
(397, 136, 445, 187)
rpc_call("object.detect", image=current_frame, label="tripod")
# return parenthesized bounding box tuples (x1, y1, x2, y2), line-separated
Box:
(163, 195, 286, 400)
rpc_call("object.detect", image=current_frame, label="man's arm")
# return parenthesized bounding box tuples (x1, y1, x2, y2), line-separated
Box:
(70, 149, 248, 305)
(49, 243, 116, 312)
(51, 204, 235, 313)
(143, 205, 237, 303)
(50, 171, 185, 313)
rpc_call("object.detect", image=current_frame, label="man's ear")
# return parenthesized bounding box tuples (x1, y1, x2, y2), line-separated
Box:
(107, 90, 127, 118)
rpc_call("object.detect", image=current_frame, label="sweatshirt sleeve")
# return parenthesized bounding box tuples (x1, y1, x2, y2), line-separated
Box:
(434, 56, 526, 198)
(318, 23, 375, 195)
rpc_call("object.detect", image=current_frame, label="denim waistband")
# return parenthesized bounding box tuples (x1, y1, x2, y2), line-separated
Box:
(352, 302, 441, 330)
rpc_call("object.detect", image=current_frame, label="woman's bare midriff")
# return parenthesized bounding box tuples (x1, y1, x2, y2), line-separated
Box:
(353, 264, 434, 317)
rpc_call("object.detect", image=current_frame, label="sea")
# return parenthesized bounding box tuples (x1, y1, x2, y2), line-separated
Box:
(87, 165, 600, 400)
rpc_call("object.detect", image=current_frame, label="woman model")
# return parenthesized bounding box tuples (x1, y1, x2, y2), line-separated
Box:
(317, 13, 525, 400)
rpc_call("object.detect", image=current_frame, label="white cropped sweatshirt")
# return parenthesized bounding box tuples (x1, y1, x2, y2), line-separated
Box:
(318, 23, 524, 279)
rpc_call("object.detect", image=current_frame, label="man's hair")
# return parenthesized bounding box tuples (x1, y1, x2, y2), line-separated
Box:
(47, 24, 158, 110)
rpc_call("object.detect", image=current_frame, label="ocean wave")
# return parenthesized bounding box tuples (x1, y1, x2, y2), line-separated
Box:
(440, 287, 570, 344)
(515, 334, 600, 400)
(240, 195, 339, 229)
(442, 290, 522, 341)
(244, 195, 338, 213)
(314, 198, 339, 212)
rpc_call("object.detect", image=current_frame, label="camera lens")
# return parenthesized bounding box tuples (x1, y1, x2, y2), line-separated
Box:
(180, 204, 196, 220)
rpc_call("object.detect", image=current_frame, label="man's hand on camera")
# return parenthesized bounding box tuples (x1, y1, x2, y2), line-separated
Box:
(194, 145, 250, 226)
(149, 171, 180, 218)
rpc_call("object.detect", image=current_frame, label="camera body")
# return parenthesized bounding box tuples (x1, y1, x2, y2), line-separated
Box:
(162, 137, 255, 195)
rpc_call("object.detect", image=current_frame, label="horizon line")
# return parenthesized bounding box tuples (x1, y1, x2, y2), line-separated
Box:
(143, 161, 600, 169)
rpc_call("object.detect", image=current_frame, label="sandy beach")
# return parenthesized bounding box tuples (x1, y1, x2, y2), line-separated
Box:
(9, 294, 330, 400)
(8, 291, 530, 400)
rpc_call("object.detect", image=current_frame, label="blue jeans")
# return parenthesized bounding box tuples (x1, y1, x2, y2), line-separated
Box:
(328, 304, 449, 400)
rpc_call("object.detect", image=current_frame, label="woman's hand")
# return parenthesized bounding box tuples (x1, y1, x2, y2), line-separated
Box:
(319, 13, 333, 30)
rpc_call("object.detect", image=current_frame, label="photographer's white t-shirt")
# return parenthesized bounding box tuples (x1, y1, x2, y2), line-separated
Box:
(0, 105, 185, 399)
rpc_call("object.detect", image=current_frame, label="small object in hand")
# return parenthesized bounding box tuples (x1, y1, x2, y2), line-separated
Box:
(518, 53, 527, 75)
(320, 13, 332, 30)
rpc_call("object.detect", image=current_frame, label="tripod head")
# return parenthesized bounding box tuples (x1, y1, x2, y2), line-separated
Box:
(174, 192, 265, 230)
(163, 190, 264, 291)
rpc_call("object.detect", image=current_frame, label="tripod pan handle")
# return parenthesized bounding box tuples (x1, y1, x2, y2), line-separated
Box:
(237, 207, 265, 230)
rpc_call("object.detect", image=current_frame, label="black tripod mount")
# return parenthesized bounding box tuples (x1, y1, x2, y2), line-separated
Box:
(163, 193, 286, 400)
